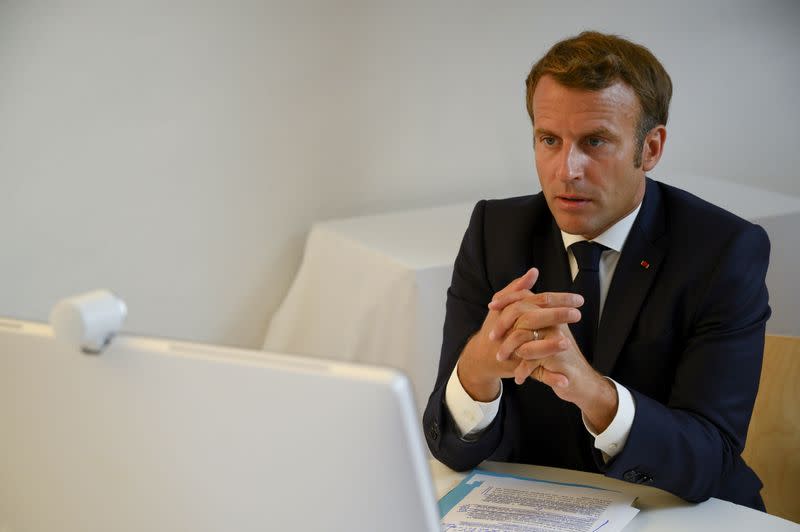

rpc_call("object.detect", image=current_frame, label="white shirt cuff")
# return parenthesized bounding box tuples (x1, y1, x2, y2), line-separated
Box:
(444, 363, 502, 438)
(583, 378, 635, 460)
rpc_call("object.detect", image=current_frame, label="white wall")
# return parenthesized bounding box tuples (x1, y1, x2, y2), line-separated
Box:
(2, 1, 798, 347)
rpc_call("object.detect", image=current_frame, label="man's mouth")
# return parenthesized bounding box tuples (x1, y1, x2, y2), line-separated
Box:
(553, 194, 593, 211)
(556, 195, 591, 204)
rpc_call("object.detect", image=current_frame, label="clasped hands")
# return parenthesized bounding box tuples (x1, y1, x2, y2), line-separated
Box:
(457, 268, 613, 420)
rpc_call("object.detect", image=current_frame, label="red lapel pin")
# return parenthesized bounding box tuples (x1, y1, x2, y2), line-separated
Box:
(640, 260, 650, 269)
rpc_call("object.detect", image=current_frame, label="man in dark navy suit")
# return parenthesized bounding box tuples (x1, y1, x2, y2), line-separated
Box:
(423, 31, 770, 510)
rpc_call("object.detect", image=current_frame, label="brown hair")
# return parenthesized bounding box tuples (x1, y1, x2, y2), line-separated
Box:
(525, 31, 672, 166)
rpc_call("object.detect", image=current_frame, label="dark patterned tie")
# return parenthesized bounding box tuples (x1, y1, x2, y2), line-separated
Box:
(568, 241, 607, 363)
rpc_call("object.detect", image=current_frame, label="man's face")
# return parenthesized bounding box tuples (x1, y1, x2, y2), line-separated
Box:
(532, 75, 648, 239)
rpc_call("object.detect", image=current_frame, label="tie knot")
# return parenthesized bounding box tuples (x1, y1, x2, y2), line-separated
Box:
(570, 241, 607, 272)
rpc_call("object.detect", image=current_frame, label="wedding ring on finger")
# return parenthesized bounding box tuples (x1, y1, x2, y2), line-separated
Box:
(532, 329, 541, 341)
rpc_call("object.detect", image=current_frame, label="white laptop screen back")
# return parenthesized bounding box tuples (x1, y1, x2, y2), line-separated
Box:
(0, 319, 440, 532)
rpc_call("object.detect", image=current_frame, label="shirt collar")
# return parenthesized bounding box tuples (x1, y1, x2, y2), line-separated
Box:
(560, 201, 642, 253)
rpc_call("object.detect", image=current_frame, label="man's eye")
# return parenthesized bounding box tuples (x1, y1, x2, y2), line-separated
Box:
(586, 137, 605, 147)
(540, 136, 557, 146)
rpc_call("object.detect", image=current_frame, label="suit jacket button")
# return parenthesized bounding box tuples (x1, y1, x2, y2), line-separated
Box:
(429, 421, 440, 441)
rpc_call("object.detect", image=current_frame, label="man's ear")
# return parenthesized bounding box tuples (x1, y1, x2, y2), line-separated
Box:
(642, 126, 667, 171)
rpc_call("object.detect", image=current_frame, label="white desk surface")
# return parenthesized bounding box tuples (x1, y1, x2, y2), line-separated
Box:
(430, 459, 800, 531)
(318, 202, 474, 269)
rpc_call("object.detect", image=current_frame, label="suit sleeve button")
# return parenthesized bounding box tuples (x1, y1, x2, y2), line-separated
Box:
(623, 469, 654, 485)
(623, 470, 639, 483)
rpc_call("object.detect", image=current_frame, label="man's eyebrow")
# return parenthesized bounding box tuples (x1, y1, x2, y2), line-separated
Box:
(533, 127, 622, 140)
(533, 127, 557, 137)
(584, 127, 621, 140)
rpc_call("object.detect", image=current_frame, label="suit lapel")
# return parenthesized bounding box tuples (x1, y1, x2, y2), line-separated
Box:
(594, 178, 668, 376)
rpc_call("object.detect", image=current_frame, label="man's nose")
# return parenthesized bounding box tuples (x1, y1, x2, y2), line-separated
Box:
(556, 144, 586, 181)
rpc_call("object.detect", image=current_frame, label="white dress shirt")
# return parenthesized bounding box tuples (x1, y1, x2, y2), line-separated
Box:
(445, 202, 642, 460)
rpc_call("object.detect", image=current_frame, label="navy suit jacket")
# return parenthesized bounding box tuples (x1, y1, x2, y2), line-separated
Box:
(423, 178, 770, 509)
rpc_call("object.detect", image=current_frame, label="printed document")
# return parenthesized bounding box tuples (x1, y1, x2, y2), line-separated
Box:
(440, 470, 638, 532)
